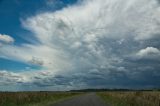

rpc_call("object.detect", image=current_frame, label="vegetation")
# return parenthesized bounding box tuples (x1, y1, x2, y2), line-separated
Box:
(70, 88, 160, 92)
(0, 91, 81, 106)
(98, 91, 160, 106)
(1, 90, 160, 106)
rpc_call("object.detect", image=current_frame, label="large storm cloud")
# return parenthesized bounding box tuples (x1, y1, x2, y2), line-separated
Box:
(0, 0, 160, 90)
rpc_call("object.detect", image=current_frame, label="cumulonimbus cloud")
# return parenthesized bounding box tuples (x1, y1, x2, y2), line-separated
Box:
(0, 0, 160, 90)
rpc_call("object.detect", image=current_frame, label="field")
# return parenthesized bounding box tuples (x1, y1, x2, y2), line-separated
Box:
(1, 91, 160, 106)
(0, 92, 81, 106)
(98, 91, 160, 106)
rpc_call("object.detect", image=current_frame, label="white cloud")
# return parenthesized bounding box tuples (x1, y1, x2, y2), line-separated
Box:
(2, 0, 160, 71)
(0, 70, 27, 85)
(0, 34, 14, 45)
(0, 69, 57, 86)
(0, 44, 71, 73)
(28, 56, 44, 66)
(136, 47, 160, 59)
(1, 0, 160, 89)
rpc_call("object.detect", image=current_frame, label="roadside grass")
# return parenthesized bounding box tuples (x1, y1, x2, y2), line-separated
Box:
(97, 91, 160, 106)
(0, 92, 82, 106)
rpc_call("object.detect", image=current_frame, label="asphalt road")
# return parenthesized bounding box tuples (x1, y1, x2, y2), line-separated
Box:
(51, 93, 108, 106)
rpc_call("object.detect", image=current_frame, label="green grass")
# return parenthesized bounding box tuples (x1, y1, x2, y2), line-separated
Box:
(97, 91, 160, 106)
(0, 91, 82, 106)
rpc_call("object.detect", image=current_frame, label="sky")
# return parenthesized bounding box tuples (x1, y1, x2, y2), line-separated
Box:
(0, 0, 160, 91)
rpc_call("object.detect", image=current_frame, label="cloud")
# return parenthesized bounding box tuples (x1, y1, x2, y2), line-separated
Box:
(136, 47, 160, 59)
(0, 34, 14, 45)
(0, 70, 27, 85)
(0, 44, 71, 73)
(1, 0, 160, 90)
(28, 56, 44, 66)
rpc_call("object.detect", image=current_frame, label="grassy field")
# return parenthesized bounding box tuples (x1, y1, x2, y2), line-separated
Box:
(0, 91, 81, 106)
(98, 91, 160, 106)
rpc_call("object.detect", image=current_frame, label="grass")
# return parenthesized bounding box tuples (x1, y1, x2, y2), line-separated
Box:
(97, 91, 160, 106)
(0, 91, 82, 106)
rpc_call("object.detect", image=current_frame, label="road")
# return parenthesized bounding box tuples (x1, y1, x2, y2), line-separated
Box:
(51, 93, 108, 106)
